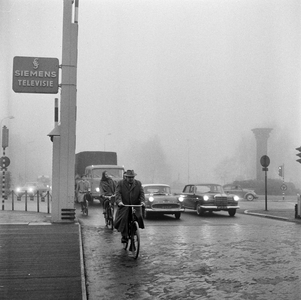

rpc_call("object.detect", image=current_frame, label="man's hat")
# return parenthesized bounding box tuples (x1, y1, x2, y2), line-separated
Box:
(124, 170, 137, 177)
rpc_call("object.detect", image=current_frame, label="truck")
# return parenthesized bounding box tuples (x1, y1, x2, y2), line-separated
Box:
(75, 151, 124, 202)
(75, 151, 117, 177)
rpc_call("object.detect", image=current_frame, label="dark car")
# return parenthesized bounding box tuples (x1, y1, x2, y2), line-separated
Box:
(142, 184, 184, 219)
(181, 183, 240, 217)
(223, 184, 258, 201)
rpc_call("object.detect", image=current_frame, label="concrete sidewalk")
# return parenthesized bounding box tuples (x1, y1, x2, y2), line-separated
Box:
(0, 211, 86, 300)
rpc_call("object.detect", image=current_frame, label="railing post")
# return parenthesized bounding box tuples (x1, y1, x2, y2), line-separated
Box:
(37, 192, 40, 212)
(47, 191, 50, 214)
(12, 190, 14, 211)
(25, 191, 28, 211)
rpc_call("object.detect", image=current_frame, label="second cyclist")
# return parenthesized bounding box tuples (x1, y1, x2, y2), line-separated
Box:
(99, 170, 116, 221)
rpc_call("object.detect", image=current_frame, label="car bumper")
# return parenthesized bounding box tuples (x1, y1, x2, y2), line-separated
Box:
(145, 207, 184, 213)
(200, 205, 240, 210)
(90, 192, 101, 199)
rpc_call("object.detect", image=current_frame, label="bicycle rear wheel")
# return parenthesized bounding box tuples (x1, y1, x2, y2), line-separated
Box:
(129, 221, 140, 259)
(108, 206, 114, 230)
(105, 205, 110, 227)
(122, 238, 129, 250)
(83, 201, 88, 216)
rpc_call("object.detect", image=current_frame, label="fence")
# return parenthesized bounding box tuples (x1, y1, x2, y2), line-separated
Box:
(2, 190, 52, 213)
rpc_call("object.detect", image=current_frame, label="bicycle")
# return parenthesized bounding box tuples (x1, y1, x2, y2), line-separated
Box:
(103, 195, 115, 230)
(122, 204, 142, 259)
(81, 192, 89, 216)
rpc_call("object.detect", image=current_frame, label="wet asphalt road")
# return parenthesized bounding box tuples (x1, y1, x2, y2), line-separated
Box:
(77, 199, 301, 300)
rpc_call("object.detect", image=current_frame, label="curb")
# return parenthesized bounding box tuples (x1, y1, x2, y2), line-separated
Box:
(78, 220, 87, 300)
(244, 210, 292, 222)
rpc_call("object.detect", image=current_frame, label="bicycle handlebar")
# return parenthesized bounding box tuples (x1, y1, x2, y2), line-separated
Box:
(103, 194, 115, 199)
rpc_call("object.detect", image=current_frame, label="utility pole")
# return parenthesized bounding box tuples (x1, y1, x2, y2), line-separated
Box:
(51, 0, 79, 222)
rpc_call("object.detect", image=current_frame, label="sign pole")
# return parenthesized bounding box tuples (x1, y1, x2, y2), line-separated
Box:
(1, 126, 10, 211)
(2, 147, 5, 211)
(264, 168, 267, 211)
(260, 155, 270, 211)
(282, 164, 285, 201)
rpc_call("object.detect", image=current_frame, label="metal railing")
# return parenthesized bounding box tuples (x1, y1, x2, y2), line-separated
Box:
(2, 190, 52, 213)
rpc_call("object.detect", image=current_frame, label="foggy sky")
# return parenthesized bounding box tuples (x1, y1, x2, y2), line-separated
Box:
(1, 0, 301, 187)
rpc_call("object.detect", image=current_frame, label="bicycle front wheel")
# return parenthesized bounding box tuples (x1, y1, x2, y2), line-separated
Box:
(129, 221, 140, 259)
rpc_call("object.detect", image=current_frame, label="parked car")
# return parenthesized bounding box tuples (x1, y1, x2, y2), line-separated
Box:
(181, 183, 240, 217)
(142, 184, 184, 219)
(15, 182, 50, 197)
(223, 184, 258, 201)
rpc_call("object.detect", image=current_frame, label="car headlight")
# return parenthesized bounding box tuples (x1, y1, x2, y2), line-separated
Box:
(234, 195, 239, 201)
(16, 187, 21, 192)
(178, 196, 184, 202)
(28, 188, 33, 193)
(149, 196, 154, 202)
(95, 187, 100, 192)
(203, 195, 209, 201)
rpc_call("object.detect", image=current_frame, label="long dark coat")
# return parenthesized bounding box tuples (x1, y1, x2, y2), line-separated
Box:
(114, 179, 145, 236)
(99, 178, 116, 196)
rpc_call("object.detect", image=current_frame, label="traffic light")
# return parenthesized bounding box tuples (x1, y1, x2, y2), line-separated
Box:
(296, 146, 301, 163)
(278, 166, 283, 177)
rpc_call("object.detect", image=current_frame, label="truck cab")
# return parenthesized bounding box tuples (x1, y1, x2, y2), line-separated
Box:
(85, 165, 124, 202)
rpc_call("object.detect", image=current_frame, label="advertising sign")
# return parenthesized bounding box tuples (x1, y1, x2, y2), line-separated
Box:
(12, 56, 59, 94)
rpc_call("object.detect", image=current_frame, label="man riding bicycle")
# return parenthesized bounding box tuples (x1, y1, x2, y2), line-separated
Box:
(99, 171, 116, 221)
(114, 170, 145, 243)
(76, 174, 91, 212)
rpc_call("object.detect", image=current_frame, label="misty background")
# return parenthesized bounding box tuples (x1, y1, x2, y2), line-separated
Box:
(1, 0, 301, 189)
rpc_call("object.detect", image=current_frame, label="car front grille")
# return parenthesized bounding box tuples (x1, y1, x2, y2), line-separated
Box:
(214, 196, 228, 206)
(152, 203, 180, 209)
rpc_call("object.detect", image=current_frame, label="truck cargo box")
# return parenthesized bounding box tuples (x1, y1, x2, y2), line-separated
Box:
(75, 151, 117, 176)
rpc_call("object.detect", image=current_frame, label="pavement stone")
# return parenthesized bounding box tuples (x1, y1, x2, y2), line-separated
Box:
(0, 198, 300, 300)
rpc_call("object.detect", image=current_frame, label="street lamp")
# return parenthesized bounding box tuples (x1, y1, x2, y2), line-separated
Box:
(0, 116, 14, 128)
(104, 133, 111, 151)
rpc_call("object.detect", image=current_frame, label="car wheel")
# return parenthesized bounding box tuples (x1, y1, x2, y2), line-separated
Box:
(196, 204, 205, 216)
(228, 209, 236, 217)
(175, 212, 181, 219)
(246, 194, 254, 201)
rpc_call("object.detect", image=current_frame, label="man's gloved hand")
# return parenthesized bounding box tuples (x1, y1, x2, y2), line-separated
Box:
(118, 202, 125, 207)
(141, 202, 145, 207)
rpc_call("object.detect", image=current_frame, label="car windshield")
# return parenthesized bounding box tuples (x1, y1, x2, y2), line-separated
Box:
(91, 168, 123, 178)
(194, 184, 224, 194)
(144, 186, 171, 194)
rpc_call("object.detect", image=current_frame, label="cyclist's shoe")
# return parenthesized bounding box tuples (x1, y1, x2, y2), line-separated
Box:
(121, 236, 128, 243)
